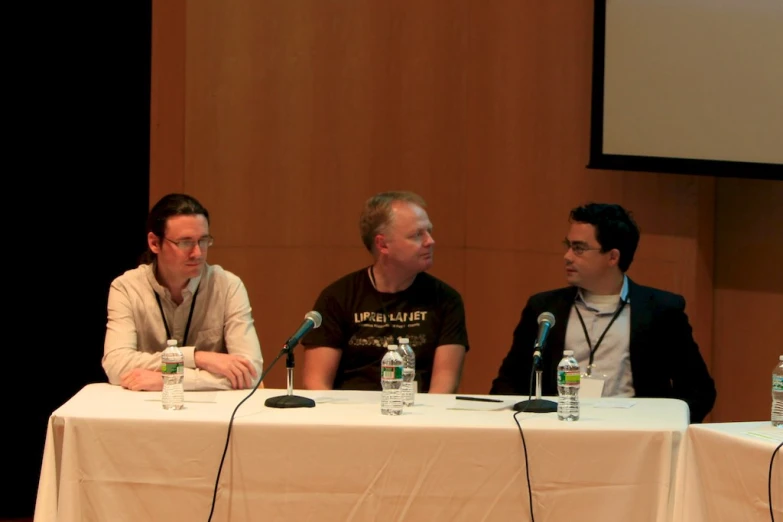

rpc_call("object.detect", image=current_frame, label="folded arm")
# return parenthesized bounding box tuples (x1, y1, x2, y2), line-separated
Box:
(103, 278, 264, 391)
(102, 282, 165, 387)
(190, 279, 264, 390)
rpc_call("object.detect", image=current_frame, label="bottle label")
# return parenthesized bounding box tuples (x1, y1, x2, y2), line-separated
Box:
(774, 374, 783, 392)
(381, 365, 403, 379)
(161, 362, 182, 374)
(558, 370, 580, 386)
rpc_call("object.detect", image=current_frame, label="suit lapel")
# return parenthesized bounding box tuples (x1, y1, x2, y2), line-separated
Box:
(548, 287, 578, 364)
(628, 278, 652, 355)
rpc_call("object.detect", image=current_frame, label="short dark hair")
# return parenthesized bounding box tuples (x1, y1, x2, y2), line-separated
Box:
(141, 194, 210, 263)
(569, 203, 640, 272)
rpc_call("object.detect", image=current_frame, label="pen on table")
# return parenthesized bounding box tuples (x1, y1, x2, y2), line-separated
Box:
(456, 396, 504, 403)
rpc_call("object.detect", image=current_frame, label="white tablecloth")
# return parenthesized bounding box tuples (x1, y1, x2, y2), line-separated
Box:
(672, 421, 783, 522)
(35, 384, 689, 522)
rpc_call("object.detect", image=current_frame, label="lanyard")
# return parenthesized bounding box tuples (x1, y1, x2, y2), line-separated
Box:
(155, 286, 200, 347)
(369, 266, 407, 345)
(369, 266, 391, 331)
(574, 296, 627, 369)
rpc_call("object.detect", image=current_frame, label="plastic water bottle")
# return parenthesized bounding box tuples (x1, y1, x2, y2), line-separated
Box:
(381, 344, 404, 415)
(557, 349, 580, 421)
(398, 337, 416, 407)
(772, 355, 783, 428)
(161, 339, 184, 410)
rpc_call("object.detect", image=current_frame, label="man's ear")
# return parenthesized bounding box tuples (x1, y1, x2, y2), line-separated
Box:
(148, 232, 162, 254)
(374, 234, 388, 255)
(608, 248, 621, 267)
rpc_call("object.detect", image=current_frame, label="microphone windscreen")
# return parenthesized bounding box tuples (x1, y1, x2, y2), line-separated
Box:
(305, 311, 323, 328)
(537, 311, 555, 327)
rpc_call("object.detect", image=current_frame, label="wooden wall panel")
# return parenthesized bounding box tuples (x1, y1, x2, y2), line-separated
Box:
(150, 0, 186, 204)
(183, 0, 469, 249)
(713, 179, 783, 422)
(145, 0, 783, 423)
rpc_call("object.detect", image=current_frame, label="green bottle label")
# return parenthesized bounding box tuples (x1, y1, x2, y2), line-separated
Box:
(161, 362, 181, 374)
(381, 365, 403, 379)
(558, 370, 580, 386)
(773, 374, 783, 392)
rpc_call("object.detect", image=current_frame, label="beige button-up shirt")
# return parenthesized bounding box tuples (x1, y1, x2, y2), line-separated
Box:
(103, 263, 264, 390)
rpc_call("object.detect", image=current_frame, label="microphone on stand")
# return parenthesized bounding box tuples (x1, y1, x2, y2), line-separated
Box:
(265, 311, 322, 409)
(513, 312, 558, 413)
(532, 311, 555, 366)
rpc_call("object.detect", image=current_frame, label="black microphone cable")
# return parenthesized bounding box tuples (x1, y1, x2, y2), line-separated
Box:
(770, 440, 782, 522)
(206, 346, 288, 522)
(511, 364, 539, 522)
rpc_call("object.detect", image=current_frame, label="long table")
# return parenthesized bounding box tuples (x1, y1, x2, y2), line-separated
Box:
(34, 384, 689, 522)
(672, 421, 783, 522)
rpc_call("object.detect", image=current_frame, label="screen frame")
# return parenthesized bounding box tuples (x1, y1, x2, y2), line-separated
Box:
(588, 0, 782, 181)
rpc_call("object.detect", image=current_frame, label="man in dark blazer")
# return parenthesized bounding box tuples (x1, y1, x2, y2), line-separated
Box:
(490, 203, 716, 423)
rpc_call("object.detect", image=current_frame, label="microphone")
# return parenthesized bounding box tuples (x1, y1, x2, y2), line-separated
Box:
(512, 311, 558, 413)
(532, 312, 556, 366)
(266, 311, 324, 410)
(284, 311, 322, 351)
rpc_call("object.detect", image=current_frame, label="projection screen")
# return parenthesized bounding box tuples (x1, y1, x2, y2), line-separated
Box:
(589, 0, 782, 180)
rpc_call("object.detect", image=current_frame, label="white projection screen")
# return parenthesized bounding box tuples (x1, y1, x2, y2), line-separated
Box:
(589, 0, 783, 180)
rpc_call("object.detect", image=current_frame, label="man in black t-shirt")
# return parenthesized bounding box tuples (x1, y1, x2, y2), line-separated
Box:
(301, 191, 469, 392)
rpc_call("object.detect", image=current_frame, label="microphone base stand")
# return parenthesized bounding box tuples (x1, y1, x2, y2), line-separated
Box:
(513, 367, 557, 413)
(264, 348, 316, 409)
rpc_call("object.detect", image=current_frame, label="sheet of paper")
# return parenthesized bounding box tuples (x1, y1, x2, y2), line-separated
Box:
(743, 429, 783, 443)
(580, 377, 605, 398)
(593, 399, 637, 409)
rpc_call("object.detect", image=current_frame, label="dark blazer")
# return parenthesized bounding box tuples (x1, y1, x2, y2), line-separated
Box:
(489, 278, 717, 423)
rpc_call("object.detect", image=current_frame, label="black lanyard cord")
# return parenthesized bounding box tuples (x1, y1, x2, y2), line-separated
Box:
(574, 296, 627, 367)
(368, 266, 389, 317)
(369, 266, 410, 346)
(155, 285, 200, 347)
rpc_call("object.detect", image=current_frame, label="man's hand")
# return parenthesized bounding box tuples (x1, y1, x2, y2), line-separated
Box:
(195, 351, 258, 389)
(120, 369, 163, 391)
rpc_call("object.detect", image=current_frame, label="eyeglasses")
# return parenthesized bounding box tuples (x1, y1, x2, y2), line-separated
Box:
(165, 235, 214, 251)
(563, 239, 602, 256)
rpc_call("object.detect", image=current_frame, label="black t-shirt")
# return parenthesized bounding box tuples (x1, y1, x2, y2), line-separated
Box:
(302, 267, 470, 391)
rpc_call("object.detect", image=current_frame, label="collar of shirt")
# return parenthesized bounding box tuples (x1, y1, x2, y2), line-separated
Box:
(145, 262, 204, 301)
(576, 274, 630, 312)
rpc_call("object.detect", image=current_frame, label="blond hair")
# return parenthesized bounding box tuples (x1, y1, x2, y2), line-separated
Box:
(359, 191, 427, 253)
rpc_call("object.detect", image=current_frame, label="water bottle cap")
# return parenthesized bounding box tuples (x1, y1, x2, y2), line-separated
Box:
(563, 349, 574, 356)
(398, 337, 409, 344)
(387, 344, 399, 350)
(780, 355, 783, 361)
(167, 339, 178, 346)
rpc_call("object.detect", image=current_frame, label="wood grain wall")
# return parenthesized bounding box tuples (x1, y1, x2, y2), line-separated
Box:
(150, 0, 782, 422)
